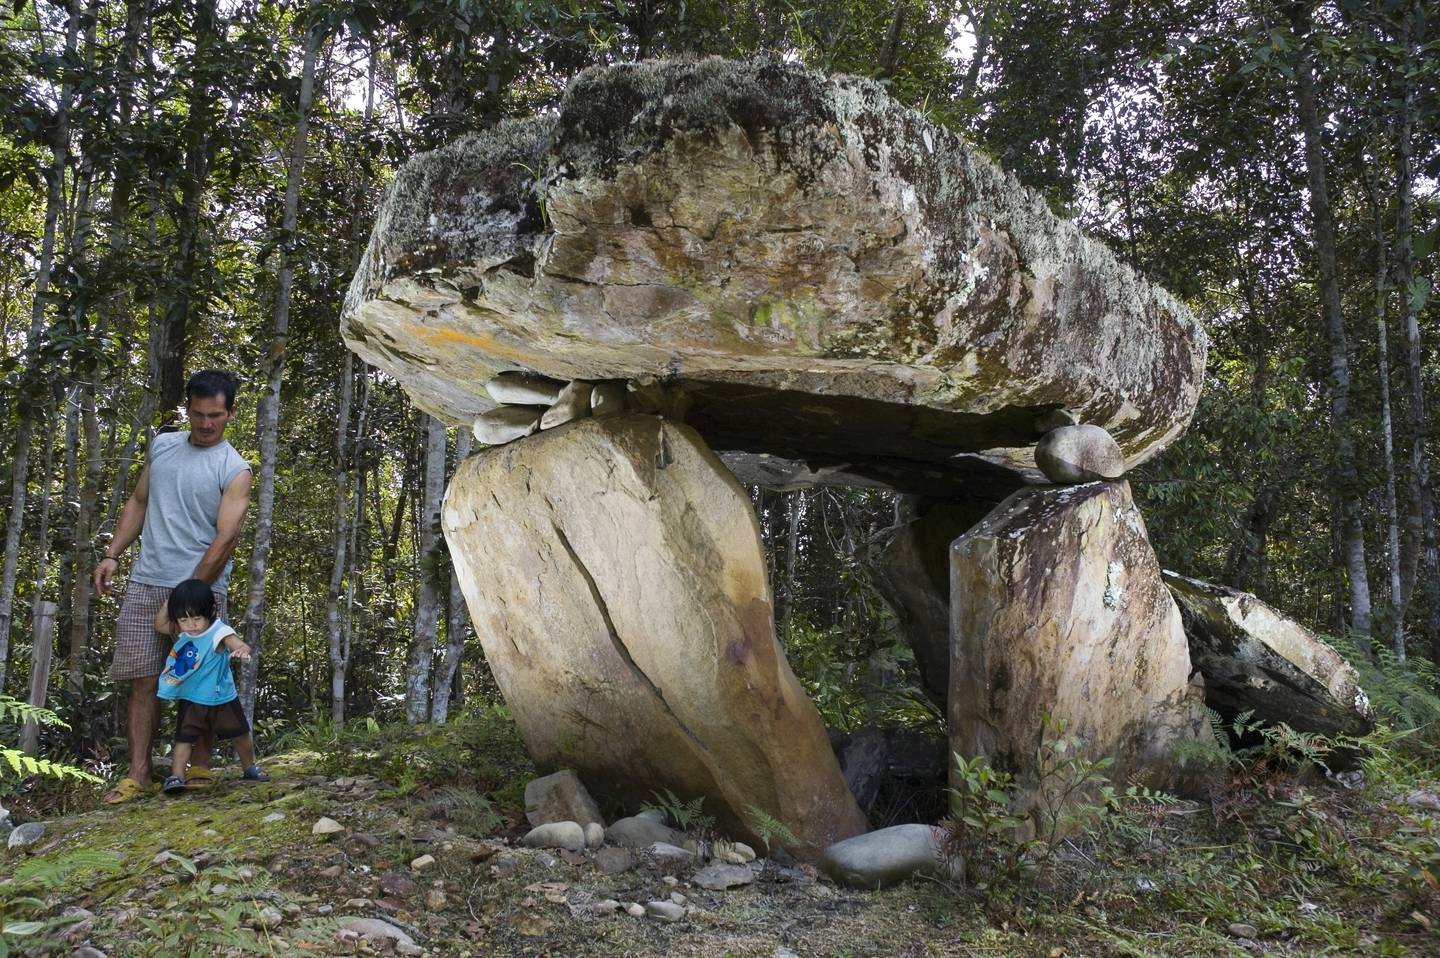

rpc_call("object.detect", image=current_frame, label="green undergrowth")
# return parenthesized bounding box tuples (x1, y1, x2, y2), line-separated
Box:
(267, 702, 535, 817)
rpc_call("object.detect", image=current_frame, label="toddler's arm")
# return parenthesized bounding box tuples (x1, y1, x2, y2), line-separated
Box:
(222, 632, 253, 663)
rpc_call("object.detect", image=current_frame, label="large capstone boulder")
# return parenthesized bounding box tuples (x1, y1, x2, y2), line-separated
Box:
(950, 481, 1208, 805)
(344, 58, 1204, 491)
(441, 414, 867, 859)
(1164, 572, 1375, 737)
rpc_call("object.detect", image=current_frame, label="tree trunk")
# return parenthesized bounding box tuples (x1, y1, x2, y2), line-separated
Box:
(0, 0, 83, 694)
(431, 431, 472, 724)
(30, 412, 59, 627)
(405, 416, 447, 724)
(325, 355, 355, 724)
(67, 382, 102, 700)
(778, 491, 802, 633)
(957, 1, 992, 103)
(17, 602, 58, 756)
(877, 0, 907, 79)
(1291, 5, 1373, 644)
(239, 26, 320, 719)
(1393, 0, 1439, 660)
(1366, 181, 1404, 660)
(340, 369, 372, 717)
(157, 0, 220, 415)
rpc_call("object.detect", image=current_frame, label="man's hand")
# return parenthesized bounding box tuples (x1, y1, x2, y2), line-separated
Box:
(98, 463, 150, 596)
(94, 556, 119, 595)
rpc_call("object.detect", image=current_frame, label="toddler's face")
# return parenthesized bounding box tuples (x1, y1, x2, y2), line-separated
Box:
(177, 614, 211, 635)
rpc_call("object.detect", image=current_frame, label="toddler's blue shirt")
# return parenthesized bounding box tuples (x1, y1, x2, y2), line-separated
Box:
(157, 619, 239, 706)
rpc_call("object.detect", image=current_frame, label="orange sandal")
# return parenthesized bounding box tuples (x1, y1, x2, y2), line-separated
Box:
(185, 766, 214, 791)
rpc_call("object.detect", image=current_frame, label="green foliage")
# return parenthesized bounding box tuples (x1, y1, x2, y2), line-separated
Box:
(418, 786, 505, 838)
(1334, 641, 1440, 735)
(0, 696, 100, 786)
(942, 715, 1116, 887)
(134, 858, 268, 956)
(941, 752, 1029, 886)
(743, 803, 800, 855)
(781, 618, 869, 730)
(1027, 716, 1116, 853)
(643, 788, 716, 839)
(0, 698, 61, 727)
(287, 708, 531, 821)
(780, 617, 940, 733)
(0, 850, 123, 956)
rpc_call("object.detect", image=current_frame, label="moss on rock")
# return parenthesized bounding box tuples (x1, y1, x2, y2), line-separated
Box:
(343, 58, 1205, 484)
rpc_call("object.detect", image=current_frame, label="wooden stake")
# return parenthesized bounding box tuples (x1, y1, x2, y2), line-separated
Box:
(18, 600, 58, 755)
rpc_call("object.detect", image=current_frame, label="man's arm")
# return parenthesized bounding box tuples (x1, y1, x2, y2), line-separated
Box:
(94, 464, 150, 595)
(191, 469, 253, 584)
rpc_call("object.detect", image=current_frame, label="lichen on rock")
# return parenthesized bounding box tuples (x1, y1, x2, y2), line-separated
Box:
(343, 57, 1205, 487)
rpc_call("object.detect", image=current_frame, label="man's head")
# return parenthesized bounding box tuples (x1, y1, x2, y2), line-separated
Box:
(185, 370, 239, 447)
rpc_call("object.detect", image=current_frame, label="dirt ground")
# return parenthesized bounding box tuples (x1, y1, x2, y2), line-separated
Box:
(5, 722, 1438, 958)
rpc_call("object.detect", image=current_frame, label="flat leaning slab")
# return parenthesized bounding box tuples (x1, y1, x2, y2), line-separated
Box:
(1164, 572, 1375, 737)
(344, 58, 1205, 486)
(441, 414, 867, 859)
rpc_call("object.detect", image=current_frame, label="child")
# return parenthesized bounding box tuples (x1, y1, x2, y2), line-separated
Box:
(156, 578, 271, 793)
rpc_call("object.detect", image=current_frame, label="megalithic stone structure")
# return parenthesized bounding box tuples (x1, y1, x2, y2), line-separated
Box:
(336, 57, 1360, 857)
(342, 58, 1206, 495)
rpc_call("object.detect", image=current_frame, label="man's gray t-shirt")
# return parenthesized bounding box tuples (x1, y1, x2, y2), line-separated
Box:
(131, 431, 250, 590)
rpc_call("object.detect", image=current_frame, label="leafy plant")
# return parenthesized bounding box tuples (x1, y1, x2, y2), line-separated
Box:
(0, 696, 101, 785)
(1333, 641, 1440, 737)
(0, 850, 124, 956)
(941, 715, 1116, 886)
(743, 803, 800, 854)
(420, 786, 505, 837)
(940, 751, 1030, 887)
(643, 788, 715, 838)
(134, 858, 268, 955)
(1027, 715, 1116, 854)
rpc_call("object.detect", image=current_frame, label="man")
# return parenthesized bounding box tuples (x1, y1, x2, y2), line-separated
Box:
(95, 370, 252, 803)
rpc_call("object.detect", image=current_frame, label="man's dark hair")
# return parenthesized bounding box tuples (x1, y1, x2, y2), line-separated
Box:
(186, 369, 239, 410)
(167, 578, 217, 626)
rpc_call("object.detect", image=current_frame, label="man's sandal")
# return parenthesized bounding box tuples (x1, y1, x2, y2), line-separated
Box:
(101, 776, 147, 805)
(162, 775, 188, 795)
(242, 765, 271, 782)
(185, 766, 214, 791)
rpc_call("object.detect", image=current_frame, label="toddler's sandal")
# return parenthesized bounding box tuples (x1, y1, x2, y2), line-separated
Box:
(242, 765, 271, 782)
(162, 775, 188, 795)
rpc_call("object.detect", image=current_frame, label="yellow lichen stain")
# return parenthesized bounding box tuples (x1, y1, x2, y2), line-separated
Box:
(412, 323, 541, 367)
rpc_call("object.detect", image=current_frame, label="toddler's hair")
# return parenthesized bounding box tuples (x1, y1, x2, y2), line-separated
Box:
(167, 579, 216, 626)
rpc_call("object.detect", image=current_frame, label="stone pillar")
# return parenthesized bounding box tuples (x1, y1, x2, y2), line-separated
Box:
(949, 481, 1207, 807)
(442, 414, 867, 858)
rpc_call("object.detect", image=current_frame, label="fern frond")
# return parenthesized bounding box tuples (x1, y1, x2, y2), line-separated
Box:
(743, 804, 799, 853)
(0, 748, 101, 783)
(0, 696, 68, 730)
